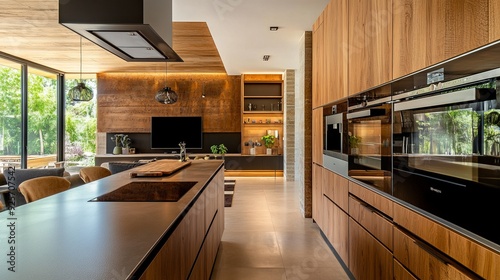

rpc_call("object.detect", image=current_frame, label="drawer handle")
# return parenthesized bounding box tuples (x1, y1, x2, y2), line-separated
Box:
(358, 200, 392, 222)
(413, 239, 449, 265)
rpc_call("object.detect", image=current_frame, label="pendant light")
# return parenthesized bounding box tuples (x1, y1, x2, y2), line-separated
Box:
(155, 62, 178, 104)
(68, 37, 94, 102)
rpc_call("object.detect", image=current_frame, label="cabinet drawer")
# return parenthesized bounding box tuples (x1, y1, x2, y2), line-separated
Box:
(394, 203, 499, 279)
(349, 195, 393, 251)
(349, 180, 393, 218)
(349, 218, 393, 280)
(323, 169, 349, 211)
(394, 259, 417, 280)
(394, 228, 476, 280)
(323, 196, 348, 263)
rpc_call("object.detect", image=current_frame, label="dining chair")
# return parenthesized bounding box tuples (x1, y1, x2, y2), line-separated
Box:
(79, 166, 112, 183)
(18, 176, 71, 203)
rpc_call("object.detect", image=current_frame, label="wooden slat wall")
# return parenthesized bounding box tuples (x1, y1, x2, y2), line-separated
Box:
(97, 73, 241, 133)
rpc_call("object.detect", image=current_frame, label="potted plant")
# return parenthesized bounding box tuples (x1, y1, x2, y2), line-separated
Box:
(348, 134, 362, 155)
(121, 135, 132, 154)
(210, 144, 228, 159)
(111, 134, 124, 154)
(261, 134, 275, 155)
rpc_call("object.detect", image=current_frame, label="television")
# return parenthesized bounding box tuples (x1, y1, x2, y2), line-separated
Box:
(151, 116, 203, 149)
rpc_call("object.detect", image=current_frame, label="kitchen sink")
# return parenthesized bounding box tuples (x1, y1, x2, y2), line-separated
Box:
(89, 181, 197, 202)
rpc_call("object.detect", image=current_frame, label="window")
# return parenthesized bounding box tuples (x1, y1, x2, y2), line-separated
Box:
(27, 67, 58, 168)
(0, 58, 22, 170)
(65, 77, 97, 169)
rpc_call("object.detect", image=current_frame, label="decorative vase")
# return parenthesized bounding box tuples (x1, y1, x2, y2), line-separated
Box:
(113, 146, 122, 155)
(250, 148, 256, 155)
(122, 148, 129, 155)
(266, 148, 272, 155)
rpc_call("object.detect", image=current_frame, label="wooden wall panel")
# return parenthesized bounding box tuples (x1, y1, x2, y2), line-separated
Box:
(393, 0, 489, 79)
(97, 73, 241, 133)
(348, 0, 392, 95)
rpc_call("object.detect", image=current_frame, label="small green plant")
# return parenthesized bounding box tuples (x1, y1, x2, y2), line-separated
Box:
(121, 135, 132, 148)
(261, 134, 275, 148)
(111, 134, 124, 147)
(210, 144, 228, 155)
(348, 135, 361, 148)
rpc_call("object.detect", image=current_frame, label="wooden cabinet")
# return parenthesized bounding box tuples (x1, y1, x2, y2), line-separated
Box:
(323, 168, 349, 211)
(140, 169, 224, 280)
(312, 14, 325, 108)
(392, 0, 489, 79)
(324, 0, 349, 102)
(348, 0, 392, 95)
(241, 74, 283, 155)
(312, 0, 349, 106)
(394, 259, 418, 280)
(393, 227, 476, 280)
(349, 180, 393, 218)
(394, 203, 500, 280)
(349, 195, 393, 251)
(490, 0, 500, 42)
(323, 196, 349, 264)
(312, 108, 323, 165)
(312, 163, 324, 229)
(349, 218, 393, 280)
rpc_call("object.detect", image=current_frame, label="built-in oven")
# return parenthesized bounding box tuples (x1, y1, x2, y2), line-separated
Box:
(392, 68, 500, 248)
(323, 100, 348, 176)
(347, 85, 392, 194)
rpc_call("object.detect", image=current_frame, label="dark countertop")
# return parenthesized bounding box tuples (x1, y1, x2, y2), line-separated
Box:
(0, 160, 224, 279)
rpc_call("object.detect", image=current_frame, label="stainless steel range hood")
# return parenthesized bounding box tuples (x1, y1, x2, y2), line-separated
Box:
(59, 0, 182, 62)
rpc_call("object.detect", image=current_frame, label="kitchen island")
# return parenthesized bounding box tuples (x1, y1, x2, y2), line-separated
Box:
(0, 160, 225, 279)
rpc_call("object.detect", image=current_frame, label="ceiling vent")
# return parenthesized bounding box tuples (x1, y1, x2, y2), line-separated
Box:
(59, 0, 182, 62)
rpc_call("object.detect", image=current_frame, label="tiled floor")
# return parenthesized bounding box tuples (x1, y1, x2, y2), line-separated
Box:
(211, 177, 351, 280)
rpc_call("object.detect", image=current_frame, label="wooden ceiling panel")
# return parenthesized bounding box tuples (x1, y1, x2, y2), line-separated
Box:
(0, 0, 226, 74)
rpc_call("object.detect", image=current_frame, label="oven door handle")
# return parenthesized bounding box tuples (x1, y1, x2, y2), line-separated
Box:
(347, 108, 385, 119)
(394, 88, 495, 112)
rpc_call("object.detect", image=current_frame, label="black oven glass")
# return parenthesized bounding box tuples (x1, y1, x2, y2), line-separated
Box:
(393, 94, 500, 246)
(325, 117, 341, 152)
(347, 103, 392, 194)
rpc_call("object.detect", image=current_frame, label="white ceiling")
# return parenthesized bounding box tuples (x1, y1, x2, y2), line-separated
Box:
(173, 0, 329, 75)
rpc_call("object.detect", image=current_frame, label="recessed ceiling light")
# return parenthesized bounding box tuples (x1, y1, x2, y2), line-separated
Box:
(263, 55, 270, 61)
(270, 26, 279, 31)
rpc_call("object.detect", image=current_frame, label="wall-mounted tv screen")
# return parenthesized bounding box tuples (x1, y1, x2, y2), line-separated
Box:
(151, 116, 203, 149)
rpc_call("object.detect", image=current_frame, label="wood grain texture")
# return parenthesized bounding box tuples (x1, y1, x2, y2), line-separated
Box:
(349, 195, 393, 251)
(392, 0, 489, 79)
(312, 163, 324, 228)
(448, 230, 500, 280)
(129, 160, 191, 176)
(242, 74, 282, 81)
(348, 180, 394, 218)
(323, 168, 349, 211)
(0, 0, 226, 74)
(312, 108, 323, 165)
(394, 204, 496, 278)
(490, 0, 500, 42)
(394, 259, 418, 280)
(204, 179, 218, 234)
(348, 0, 392, 95)
(97, 73, 241, 133)
(349, 218, 394, 280)
(393, 203, 449, 253)
(140, 168, 224, 280)
(312, 17, 325, 108)
(324, 0, 349, 102)
(323, 196, 349, 264)
(393, 227, 449, 280)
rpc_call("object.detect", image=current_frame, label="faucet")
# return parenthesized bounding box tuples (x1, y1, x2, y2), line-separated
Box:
(179, 142, 187, 162)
